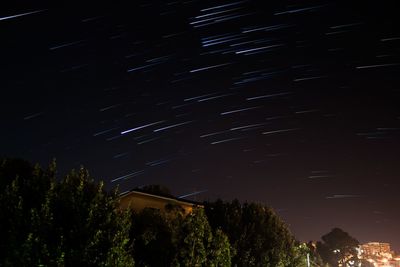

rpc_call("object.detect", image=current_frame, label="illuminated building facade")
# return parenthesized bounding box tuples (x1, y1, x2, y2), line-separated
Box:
(362, 242, 392, 257)
(359, 242, 400, 267)
(119, 190, 200, 215)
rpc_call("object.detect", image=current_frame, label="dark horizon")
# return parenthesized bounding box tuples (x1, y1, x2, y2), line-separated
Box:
(1, 1, 399, 251)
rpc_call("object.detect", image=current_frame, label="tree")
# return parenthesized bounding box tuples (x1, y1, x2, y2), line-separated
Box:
(305, 241, 326, 266)
(173, 208, 212, 266)
(173, 207, 232, 266)
(130, 208, 178, 266)
(207, 228, 232, 266)
(0, 158, 134, 266)
(205, 199, 300, 267)
(316, 228, 359, 267)
(131, 206, 231, 267)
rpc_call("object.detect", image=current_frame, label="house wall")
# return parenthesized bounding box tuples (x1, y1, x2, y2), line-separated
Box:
(119, 191, 196, 215)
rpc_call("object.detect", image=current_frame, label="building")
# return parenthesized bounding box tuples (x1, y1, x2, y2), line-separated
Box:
(119, 189, 201, 215)
(361, 242, 392, 257)
(359, 242, 400, 267)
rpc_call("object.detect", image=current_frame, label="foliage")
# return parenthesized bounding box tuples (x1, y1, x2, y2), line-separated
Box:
(290, 243, 311, 267)
(3, 158, 345, 267)
(0, 158, 134, 267)
(316, 228, 359, 267)
(207, 228, 232, 266)
(130, 208, 178, 266)
(173, 208, 212, 266)
(204, 199, 300, 267)
(305, 241, 326, 266)
(174, 208, 232, 266)
(131, 207, 231, 267)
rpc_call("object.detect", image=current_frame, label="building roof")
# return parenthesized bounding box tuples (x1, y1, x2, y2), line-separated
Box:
(119, 189, 203, 207)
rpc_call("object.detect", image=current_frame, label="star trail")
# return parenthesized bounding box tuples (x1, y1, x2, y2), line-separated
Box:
(1, 0, 399, 250)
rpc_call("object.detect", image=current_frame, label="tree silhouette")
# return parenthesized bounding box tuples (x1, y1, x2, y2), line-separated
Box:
(131, 207, 231, 266)
(205, 199, 301, 266)
(317, 228, 359, 267)
(0, 158, 134, 266)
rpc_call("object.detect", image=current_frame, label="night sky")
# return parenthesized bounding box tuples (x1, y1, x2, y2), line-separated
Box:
(1, 1, 399, 251)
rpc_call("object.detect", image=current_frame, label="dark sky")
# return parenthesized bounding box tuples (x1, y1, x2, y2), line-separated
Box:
(1, 1, 399, 251)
